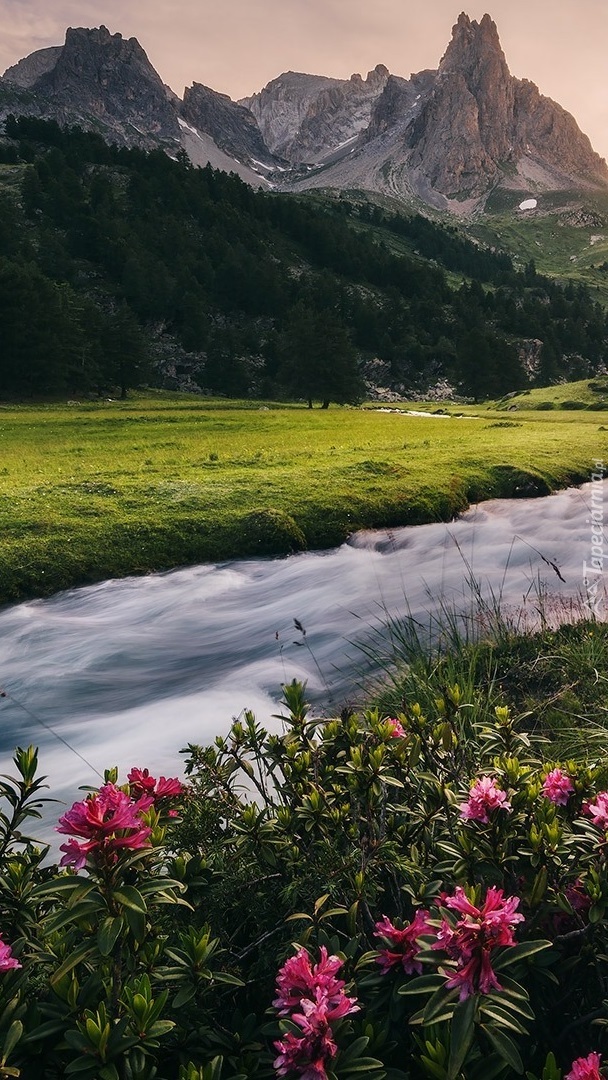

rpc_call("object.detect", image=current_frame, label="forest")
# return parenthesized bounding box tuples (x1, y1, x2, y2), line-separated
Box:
(1, 115, 607, 403)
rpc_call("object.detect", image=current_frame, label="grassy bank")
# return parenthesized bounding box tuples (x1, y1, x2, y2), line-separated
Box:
(0, 392, 605, 605)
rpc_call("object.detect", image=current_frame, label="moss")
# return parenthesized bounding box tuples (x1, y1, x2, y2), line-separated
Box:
(239, 508, 307, 555)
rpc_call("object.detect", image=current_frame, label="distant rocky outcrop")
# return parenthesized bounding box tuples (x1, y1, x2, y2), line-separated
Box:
(181, 83, 277, 169)
(3, 46, 62, 87)
(241, 65, 390, 164)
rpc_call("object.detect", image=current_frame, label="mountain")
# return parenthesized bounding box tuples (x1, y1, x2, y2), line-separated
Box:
(0, 26, 277, 187)
(2, 14, 607, 214)
(3, 26, 181, 148)
(285, 13, 608, 210)
(241, 65, 390, 164)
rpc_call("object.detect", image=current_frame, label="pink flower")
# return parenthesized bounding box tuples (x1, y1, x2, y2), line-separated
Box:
(58, 837, 98, 871)
(433, 887, 524, 1001)
(460, 776, 512, 823)
(128, 767, 185, 802)
(0, 938, 20, 972)
(273, 947, 357, 1019)
(584, 792, 608, 830)
(273, 948, 359, 1079)
(374, 909, 432, 974)
(542, 768, 574, 806)
(385, 719, 406, 738)
(274, 1024, 337, 1080)
(565, 1052, 603, 1080)
(57, 783, 153, 870)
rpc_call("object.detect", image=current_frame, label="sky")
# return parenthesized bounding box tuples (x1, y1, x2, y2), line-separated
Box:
(1, 0, 607, 158)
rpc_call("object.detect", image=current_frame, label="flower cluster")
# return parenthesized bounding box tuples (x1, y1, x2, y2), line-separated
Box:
(565, 1052, 603, 1080)
(374, 909, 432, 974)
(542, 768, 574, 806)
(385, 718, 406, 739)
(273, 947, 359, 1079)
(127, 767, 185, 803)
(57, 782, 154, 870)
(0, 937, 20, 972)
(432, 886, 525, 1000)
(460, 776, 512, 823)
(584, 791, 608, 830)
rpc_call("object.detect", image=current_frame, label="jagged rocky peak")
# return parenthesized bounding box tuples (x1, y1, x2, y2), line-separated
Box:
(350, 64, 390, 89)
(31, 25, 182, 146)
(181, 83, 277, 168)
(405, 10, 608, 199)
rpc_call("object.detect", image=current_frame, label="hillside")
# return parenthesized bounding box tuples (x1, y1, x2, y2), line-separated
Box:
(1, 118, 608, 406)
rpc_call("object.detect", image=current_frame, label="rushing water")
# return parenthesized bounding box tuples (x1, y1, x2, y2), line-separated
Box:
(0, 481, 605, 826)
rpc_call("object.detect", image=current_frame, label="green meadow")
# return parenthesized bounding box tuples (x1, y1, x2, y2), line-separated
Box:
(0, 392, 606, 605)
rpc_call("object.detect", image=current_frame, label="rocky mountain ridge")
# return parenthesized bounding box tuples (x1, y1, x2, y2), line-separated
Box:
(2, 13, 607, 214)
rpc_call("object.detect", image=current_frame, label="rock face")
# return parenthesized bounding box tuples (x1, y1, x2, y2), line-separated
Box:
(2, 14, 607, 212)
(241, 65, 390, 163)
(3, 46, 62, 87)
(33, 26, 181, 147)
(181, 83, 276, 168)
(405, 12, 608, 197)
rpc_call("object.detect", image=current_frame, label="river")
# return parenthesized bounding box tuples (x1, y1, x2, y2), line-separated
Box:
(0, 480, 604, 829)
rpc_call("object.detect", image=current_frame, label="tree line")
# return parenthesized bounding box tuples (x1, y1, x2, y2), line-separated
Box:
(1, 115, 607, 403)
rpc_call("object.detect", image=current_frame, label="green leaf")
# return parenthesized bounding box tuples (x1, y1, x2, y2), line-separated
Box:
(398, 974, 445, 996)
(481, 1024, 524, 1074)
(65, 1055, 99, 1075)
(2, 1020, 23, 1062)
(340, 1057, 385, 1074)
(124, 905, 146, 943)
(337, 1037, 369, 1065)
(97, 916, 124, 957)
(172, 985, 196, 1008)
(111, 886, 147, 913)
(448, 996, 476, 1080)
(492, 941, 551, 971)
(420, 1057, 447, 1080)
(423, 985, 459, 1025)
(50, 942, 96, 986)
(146, 1020, 175, 1038)
(31, 876, 94, 900)
(47, 900, 104, 933)
(479, 1003, 529, 1036)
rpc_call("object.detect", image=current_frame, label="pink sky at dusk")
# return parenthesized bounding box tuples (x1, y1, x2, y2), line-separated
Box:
(1, 0, 607, 159)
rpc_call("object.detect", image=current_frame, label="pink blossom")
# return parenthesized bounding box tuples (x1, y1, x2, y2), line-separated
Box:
(273, 948, 359, 1079)
(584, 792, 608, 830)
(385, 719, 406, 738)
(374, 909, 432, 974)
(460, 776, 512, 824)
(128, 768, 185, 801)
(274, 1023, 337, 1080)
(57, 783, 153, 870)
(0, 938, 20, 972)
(273, 947, 357, 1019)
(58, 837, 98, 871)
(565, 1052, 603, 1080)
(542, 768, 574, 806)
(433, 887, 524, 1001)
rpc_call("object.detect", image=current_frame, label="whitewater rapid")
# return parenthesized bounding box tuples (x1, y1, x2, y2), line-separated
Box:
(0, 481, 605, 825)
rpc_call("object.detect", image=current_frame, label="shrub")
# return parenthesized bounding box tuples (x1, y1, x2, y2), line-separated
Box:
(3, 678, 608, 1078)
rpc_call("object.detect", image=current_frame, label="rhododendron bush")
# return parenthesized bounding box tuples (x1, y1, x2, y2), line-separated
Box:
(2, 682, 608, 1077)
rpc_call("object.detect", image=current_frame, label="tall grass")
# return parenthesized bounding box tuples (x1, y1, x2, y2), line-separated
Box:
(357, 569, 608, 762)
